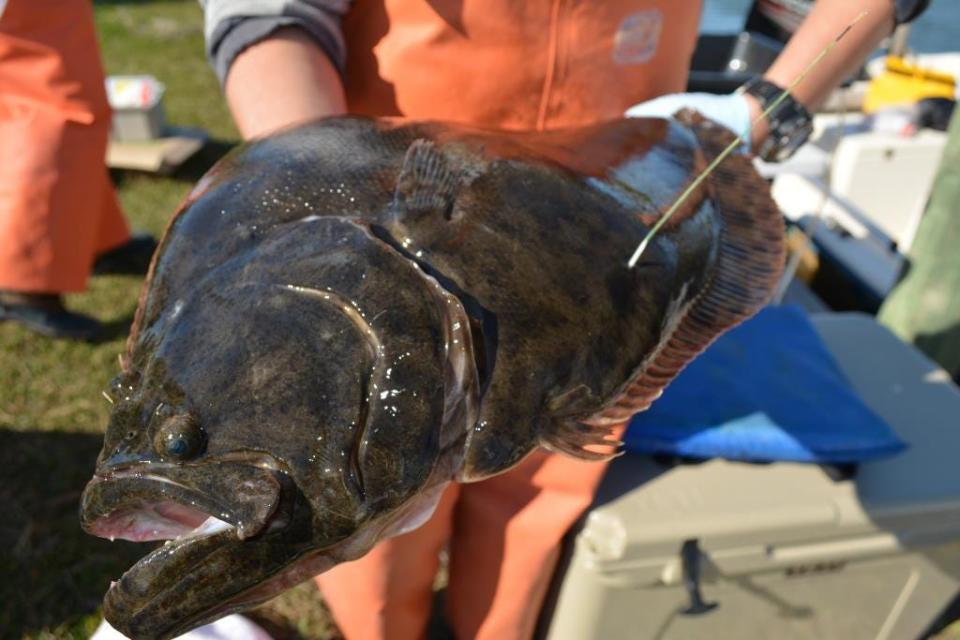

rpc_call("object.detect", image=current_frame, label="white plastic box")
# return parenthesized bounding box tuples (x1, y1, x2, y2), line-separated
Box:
(541, 314, 960, 640)
(106, 75, 166, 141)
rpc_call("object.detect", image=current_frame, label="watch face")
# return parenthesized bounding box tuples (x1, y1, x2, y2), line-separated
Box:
(762, 118, 812, 162)
(744, 79, 813, 162)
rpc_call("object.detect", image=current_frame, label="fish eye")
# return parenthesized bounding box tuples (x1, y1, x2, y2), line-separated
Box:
(153, 414, 205, 461)
(108, 372, 140, 402)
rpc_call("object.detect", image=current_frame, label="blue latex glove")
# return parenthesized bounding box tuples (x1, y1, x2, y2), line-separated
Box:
(626, 92, 753, 152)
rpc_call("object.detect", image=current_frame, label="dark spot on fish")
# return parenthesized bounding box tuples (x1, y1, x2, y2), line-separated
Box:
(442, 199, 456, 221)
(632, 259, 664, 270)
(605, 268, 636, 316)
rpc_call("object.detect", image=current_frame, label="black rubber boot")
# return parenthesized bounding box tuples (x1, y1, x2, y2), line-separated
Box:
(0, 292, 102, 341)
(93, 232, 158, 276)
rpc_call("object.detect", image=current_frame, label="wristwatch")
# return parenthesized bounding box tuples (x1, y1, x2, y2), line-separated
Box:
(737, 77, 814, 162)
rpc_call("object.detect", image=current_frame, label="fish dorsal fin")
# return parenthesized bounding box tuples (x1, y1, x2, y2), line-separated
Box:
(393, 139, 461, 219)
(569, 111, 785, 435)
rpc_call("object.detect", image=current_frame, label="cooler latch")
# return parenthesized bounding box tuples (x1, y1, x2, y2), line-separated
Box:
(680, 539, 719, 616)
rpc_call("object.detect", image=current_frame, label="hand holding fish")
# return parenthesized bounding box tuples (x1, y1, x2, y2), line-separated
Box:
(626, 92, 755, 152)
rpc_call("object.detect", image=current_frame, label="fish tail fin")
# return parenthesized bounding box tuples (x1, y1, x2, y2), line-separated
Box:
(583, 110, 786, 429)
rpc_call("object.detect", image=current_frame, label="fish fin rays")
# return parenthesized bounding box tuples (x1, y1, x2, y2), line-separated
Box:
(540, 418, 624, 461)
(587, 110, 786, 425)
(393, 139, 461, 220)
(538, 384, 624, 461)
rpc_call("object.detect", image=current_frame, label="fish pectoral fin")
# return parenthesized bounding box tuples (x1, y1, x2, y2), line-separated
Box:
(545, 383, 598, 416)
(393, 139, 462, 220)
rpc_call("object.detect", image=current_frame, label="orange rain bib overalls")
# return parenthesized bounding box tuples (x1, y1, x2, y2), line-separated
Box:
(313, 2, 703, 639)
(0, 0, 130, 294)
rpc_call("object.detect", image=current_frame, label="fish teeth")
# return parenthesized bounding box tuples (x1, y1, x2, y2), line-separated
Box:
(189, 516, 235, 538)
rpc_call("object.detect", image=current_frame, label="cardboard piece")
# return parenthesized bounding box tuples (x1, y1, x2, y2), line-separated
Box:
(106, 127, 207, 175)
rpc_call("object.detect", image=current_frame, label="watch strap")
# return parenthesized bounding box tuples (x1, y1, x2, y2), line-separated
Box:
(739, 77, 813, 162)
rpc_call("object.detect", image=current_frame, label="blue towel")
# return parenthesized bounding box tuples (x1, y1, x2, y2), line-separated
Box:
(623, 305, 907, 464)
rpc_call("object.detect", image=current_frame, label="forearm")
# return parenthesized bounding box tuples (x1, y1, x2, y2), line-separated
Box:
(765, 0, 894, 111)
(747, 0, 895, 144)
(225, 26, 347, 139)
(200, 0, 351, 139)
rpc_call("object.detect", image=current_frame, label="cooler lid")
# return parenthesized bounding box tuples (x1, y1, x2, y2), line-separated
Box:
(579, 314, 960, 580)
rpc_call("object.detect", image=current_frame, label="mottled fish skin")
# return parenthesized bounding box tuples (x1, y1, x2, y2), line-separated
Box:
(80, 112, 784, 639)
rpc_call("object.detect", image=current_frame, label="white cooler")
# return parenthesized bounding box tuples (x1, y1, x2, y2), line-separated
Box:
(540, 314, 960, 640)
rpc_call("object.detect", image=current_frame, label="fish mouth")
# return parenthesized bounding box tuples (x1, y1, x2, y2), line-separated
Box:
(80, 461, 283, 542)
(80, 459, 325, 640)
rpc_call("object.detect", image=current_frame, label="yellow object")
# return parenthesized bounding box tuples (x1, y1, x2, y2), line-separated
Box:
(863, 56, 956, 113)
(786, 227, 819, 284)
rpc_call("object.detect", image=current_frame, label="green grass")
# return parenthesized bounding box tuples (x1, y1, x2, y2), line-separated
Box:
(0, 2, 338, 638)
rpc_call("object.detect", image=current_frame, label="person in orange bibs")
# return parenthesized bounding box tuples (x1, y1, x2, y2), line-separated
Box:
(0, 0, 156, 340)
(199, 1, 927, 638)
